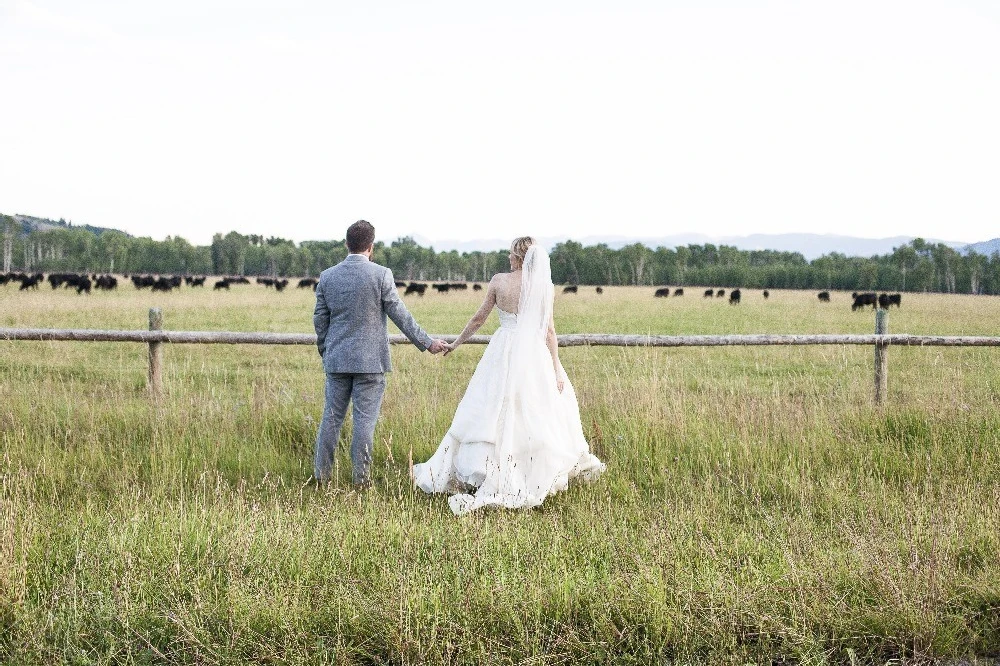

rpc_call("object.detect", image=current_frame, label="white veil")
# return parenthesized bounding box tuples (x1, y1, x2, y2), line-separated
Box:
(514, 245, 555, 345)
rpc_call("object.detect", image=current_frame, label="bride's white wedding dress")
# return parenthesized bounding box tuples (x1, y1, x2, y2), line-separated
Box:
(412, 246, 605, 515)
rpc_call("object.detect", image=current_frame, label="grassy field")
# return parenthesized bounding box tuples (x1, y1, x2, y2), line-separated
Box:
(1, 282, 999, 665)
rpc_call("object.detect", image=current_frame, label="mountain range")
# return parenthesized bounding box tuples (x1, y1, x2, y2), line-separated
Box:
(961, 237, 1000, 257)
(10, 214, 123, 237)
(412, 232, 984, 261)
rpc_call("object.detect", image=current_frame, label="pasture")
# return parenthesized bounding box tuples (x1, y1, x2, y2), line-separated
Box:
(1, 281, 999, 664)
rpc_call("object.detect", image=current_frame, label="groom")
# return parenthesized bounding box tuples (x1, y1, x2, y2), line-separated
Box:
(313, 220, 447, 486)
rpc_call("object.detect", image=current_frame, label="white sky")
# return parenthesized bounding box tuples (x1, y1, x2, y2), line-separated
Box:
(1, 0, 998, 246)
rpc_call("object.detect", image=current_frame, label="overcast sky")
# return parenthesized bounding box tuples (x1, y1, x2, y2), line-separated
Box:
(2, 0, 998, 246)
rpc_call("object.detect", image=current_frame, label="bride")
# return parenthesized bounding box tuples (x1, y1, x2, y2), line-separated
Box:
(412, 237, 605, 515)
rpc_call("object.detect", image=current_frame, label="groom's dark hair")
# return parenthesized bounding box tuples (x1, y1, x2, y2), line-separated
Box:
(346, 220, 376, 253)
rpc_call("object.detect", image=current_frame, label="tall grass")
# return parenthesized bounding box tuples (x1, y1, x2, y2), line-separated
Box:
(1, 284, 999, 664)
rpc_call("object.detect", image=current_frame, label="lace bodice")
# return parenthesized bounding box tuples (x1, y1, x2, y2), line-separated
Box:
(497, 306, 517, 329)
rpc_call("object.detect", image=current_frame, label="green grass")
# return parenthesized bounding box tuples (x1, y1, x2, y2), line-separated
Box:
(1, 283, 999, 664)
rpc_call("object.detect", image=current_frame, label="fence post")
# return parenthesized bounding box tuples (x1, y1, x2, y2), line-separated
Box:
(148, 307, 163, 398)
(874, 308, 888, 404)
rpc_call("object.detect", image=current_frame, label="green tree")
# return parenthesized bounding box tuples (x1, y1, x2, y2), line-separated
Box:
(550, 241, 584, 284)
(619, 243, 649, 285)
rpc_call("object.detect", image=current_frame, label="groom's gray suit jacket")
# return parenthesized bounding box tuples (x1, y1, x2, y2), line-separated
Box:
(313, 253, 433, 373)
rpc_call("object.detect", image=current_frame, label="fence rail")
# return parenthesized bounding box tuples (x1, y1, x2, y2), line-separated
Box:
(2, 308, 999, 403)
(3, 327, 1000, 348)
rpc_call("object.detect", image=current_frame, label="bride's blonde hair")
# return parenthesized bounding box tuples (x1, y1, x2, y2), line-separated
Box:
(510, 236, 535, 269)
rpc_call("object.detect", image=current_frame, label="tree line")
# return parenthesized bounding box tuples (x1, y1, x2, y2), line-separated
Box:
(3, 215, 999, 295)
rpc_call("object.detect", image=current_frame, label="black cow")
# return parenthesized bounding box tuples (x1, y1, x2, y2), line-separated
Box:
(394, 280, 406, 288)
(214, 280, 230, 290)
(852, 292, 878, 311)
(190, 276, 206, 287)
(703, 289, 714, 298)
(654, 287, 670, 298)
(473, 283, 483, 291)
(132, 275, 155, 289)
(449, 283, 468, 290)
(19, 275, 42, 290)
(596, 287, 604, 294)
(48, 273, 92, 292)
(404, 282, 427, 296)
(274, 279, 289, 292)
(432, 283, 451, 293)
(762, 290, 770, 299)
(729, 289, 741, 305)
(818, 291, 830, 302)
(52, 274, 81, 292)
(50, 272, 92, 290)
(562, 285, 578, 294)
(298, 278, 317, 289)
(673, 288, 684, 297)
(94, 275, 118, 290)
(152, 277, 175, 292)
(876, 293, 902, 309)
(716, 289, 725, 298)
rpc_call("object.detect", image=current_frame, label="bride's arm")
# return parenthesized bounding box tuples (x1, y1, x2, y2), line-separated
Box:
(545, 314, 565, 393)
(444, 277, 497, 354)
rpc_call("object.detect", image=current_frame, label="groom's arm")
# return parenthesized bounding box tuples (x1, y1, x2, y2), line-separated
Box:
(313, 277, 330, 358)
(381, 268, 434, 351)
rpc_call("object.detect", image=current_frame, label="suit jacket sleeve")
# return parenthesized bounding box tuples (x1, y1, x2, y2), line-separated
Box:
(313, 277, 330, 358)
(382, 268, 433, 351)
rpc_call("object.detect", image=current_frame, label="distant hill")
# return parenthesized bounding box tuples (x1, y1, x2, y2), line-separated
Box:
(962, 238, 1000, 256)
(416, 232, 969, 260)
(9, 214, 128, 237)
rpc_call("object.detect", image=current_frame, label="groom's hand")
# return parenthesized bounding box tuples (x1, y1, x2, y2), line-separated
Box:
(428, 339, 449, 354)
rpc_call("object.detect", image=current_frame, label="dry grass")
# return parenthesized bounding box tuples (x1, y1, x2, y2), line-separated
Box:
(1, 282, 999, 664)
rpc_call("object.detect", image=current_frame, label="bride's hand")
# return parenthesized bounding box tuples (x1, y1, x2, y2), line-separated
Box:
(557, 379, 565, 393)
(443, 342, 458, 357)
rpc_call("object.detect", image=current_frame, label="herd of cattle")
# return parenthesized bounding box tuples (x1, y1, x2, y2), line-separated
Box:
(814, 290, 902, 309)
(400, 281, 482, 296)
(648, 287, 762, 304)
(646, 286, 903, 309)
(847, 292, 902, 310)
(0, 272, 324, 294)
(1, 271, 905, 310)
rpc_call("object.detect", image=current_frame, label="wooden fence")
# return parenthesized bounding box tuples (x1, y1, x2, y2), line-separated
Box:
(3, 308, 1000, 403)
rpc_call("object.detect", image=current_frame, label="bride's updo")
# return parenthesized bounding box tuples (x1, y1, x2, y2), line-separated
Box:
(510, 236, 535, 270)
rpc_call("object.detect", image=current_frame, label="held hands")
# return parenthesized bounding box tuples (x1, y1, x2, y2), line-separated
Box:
(428, 339, 450, 355)
(442, 342, 459, 356)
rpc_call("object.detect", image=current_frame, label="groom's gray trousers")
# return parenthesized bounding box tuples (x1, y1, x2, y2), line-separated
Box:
(314, 372, 387, 484)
